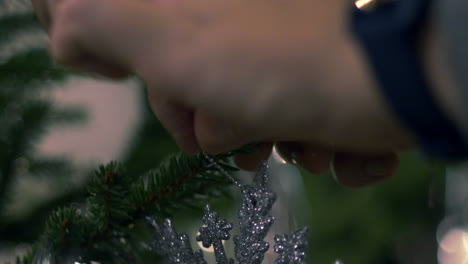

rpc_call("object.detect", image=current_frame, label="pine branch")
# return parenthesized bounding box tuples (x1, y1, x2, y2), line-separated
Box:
(1, 48, 69, 87)
(86, 162, 133, 245)
(0, 14, 37, 40)
(0, 186, 86, 243)
(0, 100, 52, 214)
(0, 0, 33, 19)
(129, 153, 235, 217)
(36, 149, 249, 263)
(0, 5, 92, 261)
(5, 250, 33, 264)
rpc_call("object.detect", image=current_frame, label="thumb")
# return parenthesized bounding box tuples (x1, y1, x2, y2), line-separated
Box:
(194, 111, 256, 154)
(331, 152, 398, 188)
(148, 94, 200, 155)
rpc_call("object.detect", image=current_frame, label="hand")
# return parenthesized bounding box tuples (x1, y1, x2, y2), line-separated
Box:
(31, 0, 132, 78)
(33, 0, 415, 187)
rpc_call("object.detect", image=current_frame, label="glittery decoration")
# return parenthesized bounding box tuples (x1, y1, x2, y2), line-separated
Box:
(273, 227, 309, 264)
(148, 156, 309, 264)
(147, 217, 207, 264)
(234, 162, 276, 264)
(196, 204, 234, 264)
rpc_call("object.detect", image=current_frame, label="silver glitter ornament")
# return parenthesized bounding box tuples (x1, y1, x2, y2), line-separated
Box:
(197, 204, 234, 264)
(148, 156, 309, 264)
(274, 227, 309, 264)
(147, 217, 207, 264)
(234, 162, 276, 264)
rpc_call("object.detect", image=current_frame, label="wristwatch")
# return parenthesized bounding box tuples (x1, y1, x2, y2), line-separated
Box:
(354, 0, 396, 12)
(350, 0, 468, 159)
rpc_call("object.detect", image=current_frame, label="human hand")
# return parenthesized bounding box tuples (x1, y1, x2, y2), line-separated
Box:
(31, 0, 132, 78)
(33, 0, 415, 187)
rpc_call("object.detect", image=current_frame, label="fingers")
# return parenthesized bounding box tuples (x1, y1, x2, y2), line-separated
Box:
(147, 96, 267, 158)
(193, 111, 255, 154)
(276, 142, 332, 174)
(331, 152, 398, 188)
(275, 142, 398, 188)
(147, 93, 200, 155)
(234, 142, 273, 171)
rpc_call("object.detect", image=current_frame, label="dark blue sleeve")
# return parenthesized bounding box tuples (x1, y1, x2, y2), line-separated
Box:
(350, 0, 468, 159)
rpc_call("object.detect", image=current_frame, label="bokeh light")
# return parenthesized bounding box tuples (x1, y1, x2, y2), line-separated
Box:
(438, 228, 468, 264)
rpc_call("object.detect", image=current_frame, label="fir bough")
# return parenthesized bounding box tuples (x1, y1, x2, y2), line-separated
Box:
(0, 1, 86, 248)
(31, 150, 249, 263)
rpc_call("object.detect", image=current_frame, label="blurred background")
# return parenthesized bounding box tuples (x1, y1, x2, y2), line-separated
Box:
(0, 1, 465, 263)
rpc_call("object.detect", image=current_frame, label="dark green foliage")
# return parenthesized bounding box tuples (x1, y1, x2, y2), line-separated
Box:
(30, 151, 242, 263)
(44, 207, 83, 249)
(129, 153, 236, 218)
(0, 92, 85, 214)
(1, 49, 70, 87)
(0, 2, 86, 259)
(87, 162, 133, 233)
(6, 250, 33, 264)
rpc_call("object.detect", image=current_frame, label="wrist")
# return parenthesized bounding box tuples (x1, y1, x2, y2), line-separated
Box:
(314, 1, 416, 152)
(350, 0, 468, 158)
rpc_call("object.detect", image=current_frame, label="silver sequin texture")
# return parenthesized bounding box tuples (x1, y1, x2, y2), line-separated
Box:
(274, 227, 309, 264)
(234, 162, 276, 264)
(148, 159, 309, 264)
(197, 204, 234, 264)
(147, 217, 207, 264)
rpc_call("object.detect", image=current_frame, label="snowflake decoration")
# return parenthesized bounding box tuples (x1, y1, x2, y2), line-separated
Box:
(147, 217, 207, 264)
(196, 204, 234, 264)
(234, 162, 276, 264)
(147, 158, 310, 264)
(274, 227, 309, 264)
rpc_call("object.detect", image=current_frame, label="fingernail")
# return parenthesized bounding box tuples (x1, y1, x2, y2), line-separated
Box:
(366, 159, 392, 177)
(275, 143, 303, 166)
(289, 151, 303, 166)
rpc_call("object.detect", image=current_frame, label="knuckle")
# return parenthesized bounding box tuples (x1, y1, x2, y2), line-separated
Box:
(48, 0, 90, 66)
(195, 124, 248, 155)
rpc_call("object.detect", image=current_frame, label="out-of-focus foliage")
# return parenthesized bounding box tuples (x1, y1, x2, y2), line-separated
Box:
(36, 152, 241, 263)
(304, 153, 445, 264)
(0, 0, 86, 248)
